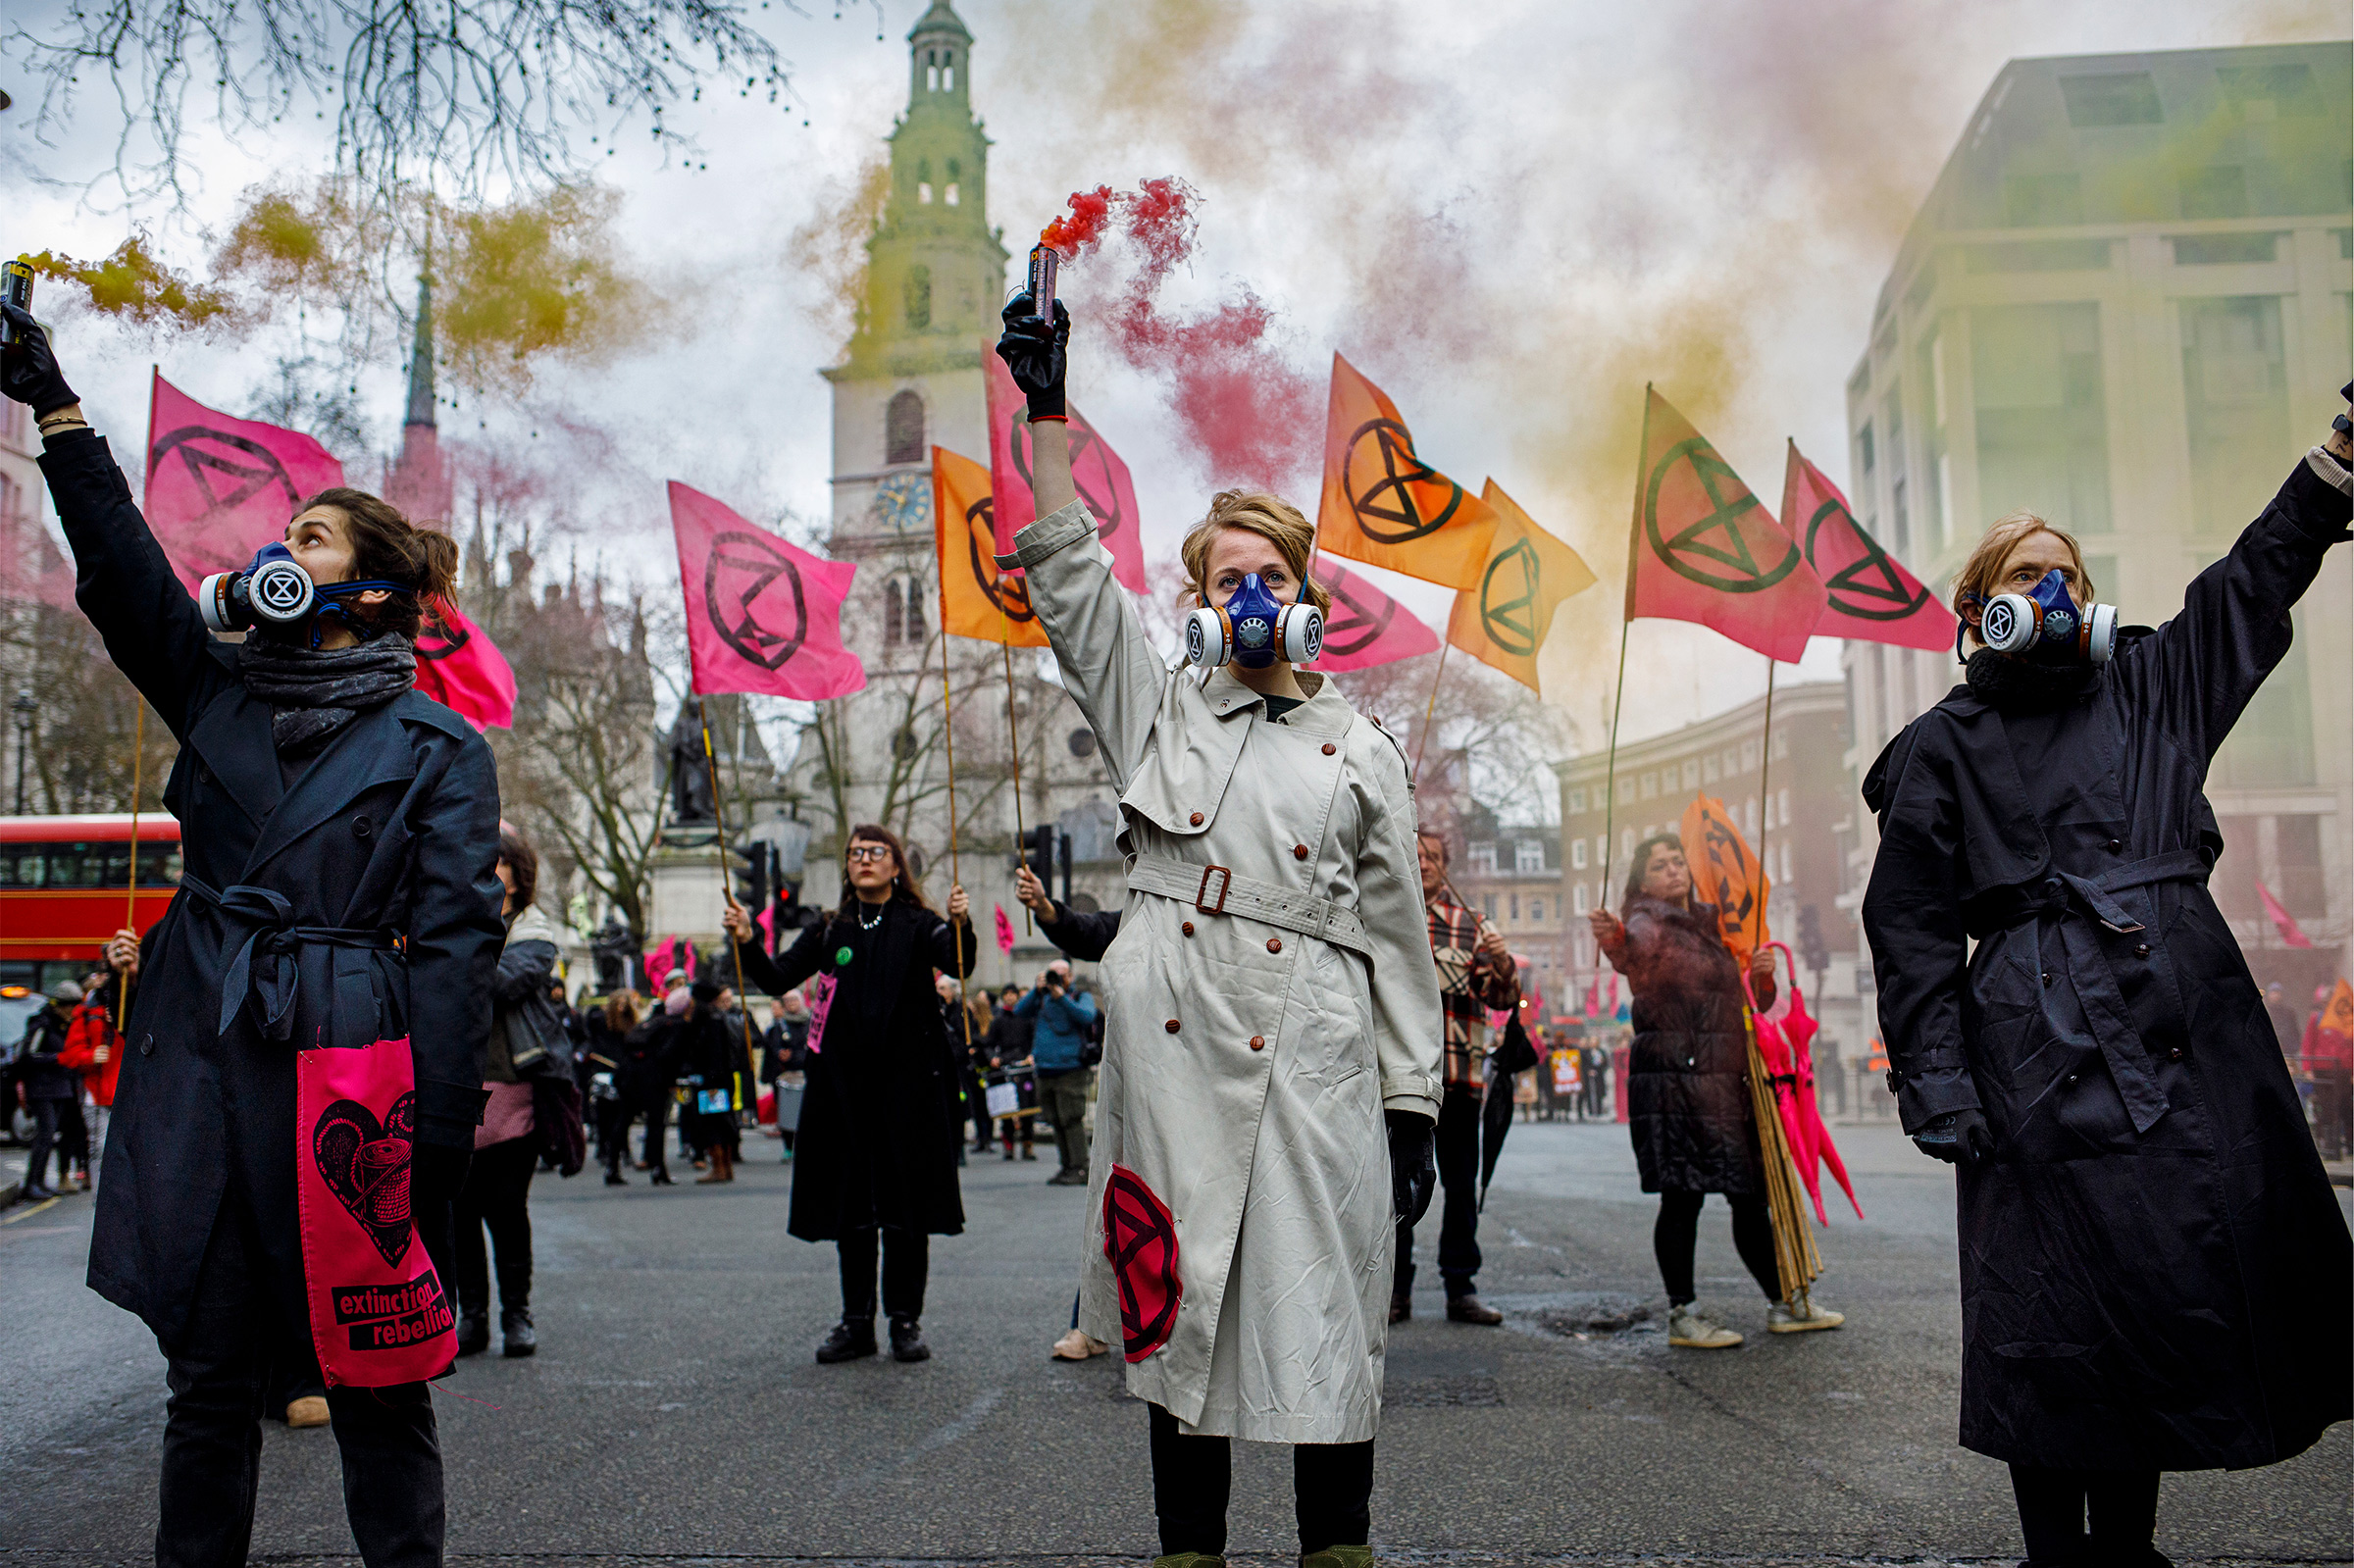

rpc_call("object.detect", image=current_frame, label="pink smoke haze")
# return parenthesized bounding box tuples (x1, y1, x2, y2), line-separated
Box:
(1047, 177, 1317, 490)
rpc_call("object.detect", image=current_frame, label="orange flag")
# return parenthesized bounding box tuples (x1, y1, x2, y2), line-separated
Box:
(1678, 794, 1770, 968)
(1446, 480, 1597, 691)
(933, 446, 1049, 647)
(2323, 978, 2354, 1038)
(1628, 388, 1825, 663)
(1315, 353, 1499, 589)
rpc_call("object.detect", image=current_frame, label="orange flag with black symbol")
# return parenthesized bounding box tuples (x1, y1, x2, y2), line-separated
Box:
(932, 446, 1049, 647)
(1315, 353, 1500, 589)
(1446, 480, 1597, 692)
(1678, 794, 1770, 969)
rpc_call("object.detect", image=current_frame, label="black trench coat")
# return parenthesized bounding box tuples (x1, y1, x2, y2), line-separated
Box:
(1610, 895, 1764, 1194)
(40, 430, 504, 1349)
(738, 897, 974, 1240)
(1862, 454, 2351, 1471)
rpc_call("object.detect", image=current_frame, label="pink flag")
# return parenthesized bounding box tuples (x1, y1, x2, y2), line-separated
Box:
(412, 597, 517, 731)
(145, 372, 345, 593)
(0, 504, 76, 611)
(1305, 559, 1440, 673)
(2256, 883, 2316, 949)
(985, 352, 1149, 593)
(994, 904, 1016, 954)
(669, 481, 864, 700)
(1780, 442, 1957, 654)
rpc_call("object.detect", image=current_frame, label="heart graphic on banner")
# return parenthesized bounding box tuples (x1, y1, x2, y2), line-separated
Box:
(313, 1092, 419, 1268)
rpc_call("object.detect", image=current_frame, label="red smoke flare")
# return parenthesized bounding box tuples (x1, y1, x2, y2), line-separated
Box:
(1044, 178, 1316, 490)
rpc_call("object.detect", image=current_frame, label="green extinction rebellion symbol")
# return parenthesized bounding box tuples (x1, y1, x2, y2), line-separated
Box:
(1643, 436, 1803, 594)
(1477, 538, 1542, 656)
(1805, 499, 1930, 622)
(1344, 420, 1466, 544)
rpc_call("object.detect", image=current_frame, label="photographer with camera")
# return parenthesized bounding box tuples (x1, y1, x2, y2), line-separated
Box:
(1011, 956, 1098, 1189)
(5, 303, 503, 1568)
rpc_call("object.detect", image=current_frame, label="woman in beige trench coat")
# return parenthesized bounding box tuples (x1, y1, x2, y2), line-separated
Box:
(997, 297, 1442, 1568)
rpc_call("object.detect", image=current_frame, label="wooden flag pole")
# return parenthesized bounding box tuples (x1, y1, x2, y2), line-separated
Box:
(698, 702, 760, 1077)
(937, 621, 972, 1054)
(1599, 383, 1652, 914)
(1754, 658, 1778, 955)
(1409, 640, 1452, 787)
(115, 703, 145, 1034)
(999, 614, 1031, 936)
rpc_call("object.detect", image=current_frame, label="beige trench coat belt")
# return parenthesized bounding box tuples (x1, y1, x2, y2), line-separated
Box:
(1127, 853, 1374, 961)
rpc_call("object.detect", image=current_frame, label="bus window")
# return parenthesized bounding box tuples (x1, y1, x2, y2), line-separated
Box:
(0, 846, 46, 886)
(5, 841, 182, 887)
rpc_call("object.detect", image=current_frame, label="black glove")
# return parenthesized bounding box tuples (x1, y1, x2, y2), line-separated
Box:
(1913, 1107, 1996, 1169)
(1386, 1108, 1436, 1226)
(0, 303, 79, 419)
(996, 292, 1069, 422)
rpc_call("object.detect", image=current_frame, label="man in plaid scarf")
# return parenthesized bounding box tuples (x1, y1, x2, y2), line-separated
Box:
(1394, 828, 1520, 1324)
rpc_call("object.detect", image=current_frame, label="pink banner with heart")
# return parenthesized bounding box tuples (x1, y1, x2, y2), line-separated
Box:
(1305, 558, 1439, 672)
(669, 481, 865, 700)
(145, 372, 346, 593)
(985, 352, 1149, 593)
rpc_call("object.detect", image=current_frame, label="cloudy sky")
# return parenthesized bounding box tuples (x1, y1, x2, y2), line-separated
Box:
(4, 0, 2340, 751)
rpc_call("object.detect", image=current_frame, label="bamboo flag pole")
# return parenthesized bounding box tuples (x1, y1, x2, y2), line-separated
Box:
(937, 622, 972, 1053)
(1597, 384, 1652, 915)
(115, 703, 145, 1034)
(998, 605, 1031, 936)
(1753, 658, 1778, 954)
(1409, 640, 1452, 786)
(697, 701, 759, 1077)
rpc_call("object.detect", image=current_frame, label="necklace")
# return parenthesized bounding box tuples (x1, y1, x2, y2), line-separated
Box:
(857, 899, 888, 931)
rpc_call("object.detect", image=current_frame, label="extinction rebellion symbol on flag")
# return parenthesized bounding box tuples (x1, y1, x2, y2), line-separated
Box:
(1477, 538, 1544, 658)
(415, 601, 472, 663)
(962, 495, 1039, 625)
(1343, 419, 1468, 544)
(1103, 1164, 1181, 1363)
(1644, 437, 1805, 594)
(1805, 500, 1932, 622)
(703, 530, 811, 671)
(1316, 570, 1399, 660)
(150, 425, 307, 519)
(1010, 417, 1134, 554)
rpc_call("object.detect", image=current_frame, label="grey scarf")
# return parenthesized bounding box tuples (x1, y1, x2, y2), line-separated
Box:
(238, 636, 418, 756)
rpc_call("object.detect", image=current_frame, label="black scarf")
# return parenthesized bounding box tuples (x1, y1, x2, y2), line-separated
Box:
(238, 635, 418, 755)
(1964, 648, 2098, 714)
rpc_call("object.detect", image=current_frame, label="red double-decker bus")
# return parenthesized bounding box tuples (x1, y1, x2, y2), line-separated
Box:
(1, 814, 182, 996)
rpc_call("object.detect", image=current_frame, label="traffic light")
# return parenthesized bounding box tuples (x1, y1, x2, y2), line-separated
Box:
(1017, 825, 1072, 904)
(1797, 904, 1830, 979)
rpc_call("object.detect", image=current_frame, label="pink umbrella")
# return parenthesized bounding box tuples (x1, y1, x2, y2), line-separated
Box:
(1747, 942, 1861, 1224)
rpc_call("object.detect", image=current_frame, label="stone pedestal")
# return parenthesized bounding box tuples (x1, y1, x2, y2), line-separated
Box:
(645, 832, 744, 951)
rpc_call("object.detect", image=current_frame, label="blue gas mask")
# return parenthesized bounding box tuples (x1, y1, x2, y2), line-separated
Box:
(1184, 573, 1323, 670)
(197, 541, 406, 646)
(1976, 569, 2117, 666)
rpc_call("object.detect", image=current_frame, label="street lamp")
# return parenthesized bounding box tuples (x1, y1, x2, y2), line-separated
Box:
(11, 688, 35, 815)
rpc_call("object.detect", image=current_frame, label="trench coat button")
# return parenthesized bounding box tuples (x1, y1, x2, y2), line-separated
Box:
(2041, 971, 2055, 987)
(1293, 843, 1309, 860)
(1250, 1036, 1265, 1051)
(352, 814, 373, 840)
(1189, 812, 1204, 827)
(139, 1034, 154, 1057)
(1182, 922, 1195, 936)
(1164, 1019, 1181, 1034)
(2065, 1072, 2080, 1086)
(2167, 1047, 2183, 1061)
(1266, 937, 1283, 953)
(2105, 838, 2124, 853)
(2132, 942, 2150, 957)
(1321, 743, 1336, 756)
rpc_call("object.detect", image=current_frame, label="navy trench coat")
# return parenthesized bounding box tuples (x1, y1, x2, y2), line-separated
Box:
(738, 898, 973, 1241)
(1862, 453, 2351, 1471)
(40, 430, 504, 1350)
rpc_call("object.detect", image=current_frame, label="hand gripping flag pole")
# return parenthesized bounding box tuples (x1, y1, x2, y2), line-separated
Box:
(698, 706, 761, 1083)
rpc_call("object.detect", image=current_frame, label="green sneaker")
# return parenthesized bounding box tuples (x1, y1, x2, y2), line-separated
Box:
(1301, 1548, 1376, 1568)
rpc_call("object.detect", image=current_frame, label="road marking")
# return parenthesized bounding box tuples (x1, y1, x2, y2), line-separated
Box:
(1, 1197, 61, 1226)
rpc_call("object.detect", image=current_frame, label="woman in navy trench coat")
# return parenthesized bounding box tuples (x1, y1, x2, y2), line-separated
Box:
(1863, 416, 2351, 1566)
(7, 312, 504, 1568)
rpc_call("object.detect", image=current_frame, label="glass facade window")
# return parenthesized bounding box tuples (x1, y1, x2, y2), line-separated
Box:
(1971, 302, 2111, 534)
(1516, 840, 1545, 874)
(2180, 295, 2290, 531)
(1470, 842, 1499, 874)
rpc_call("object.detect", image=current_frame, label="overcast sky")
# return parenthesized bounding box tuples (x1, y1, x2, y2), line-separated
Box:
(4, 0, 2341, 750)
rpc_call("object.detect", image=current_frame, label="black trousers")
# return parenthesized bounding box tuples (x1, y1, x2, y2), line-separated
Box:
(961, 1067, 991, 1145)
(1394, 1084, 1482, 1298)
(24, 1096, 68, 1189)
(1148, 1401, 1373, 1556)
(838, 1225, 928, 1322)
(1655, 1189, 1781, 1306)
(453, 1136, 537, 1320)
(158, 1179, 442, 1568)
(632, 1096, 671, 1174)
(2009, 1464, 2160, 1563)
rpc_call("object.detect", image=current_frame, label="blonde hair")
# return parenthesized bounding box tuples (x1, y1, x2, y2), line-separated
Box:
(1177, 490, 1333, 616)
(1952, 510, 2096, 646)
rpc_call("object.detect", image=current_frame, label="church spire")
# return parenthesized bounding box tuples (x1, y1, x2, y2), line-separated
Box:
(386, 268, 453, 523)
(403, 271, 436, 430)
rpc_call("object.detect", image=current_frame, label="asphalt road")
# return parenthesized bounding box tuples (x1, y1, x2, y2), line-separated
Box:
(2, 1119, 2346, 1568)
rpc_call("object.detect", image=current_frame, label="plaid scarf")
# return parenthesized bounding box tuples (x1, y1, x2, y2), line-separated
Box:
(1426, 892, 1520, 1094)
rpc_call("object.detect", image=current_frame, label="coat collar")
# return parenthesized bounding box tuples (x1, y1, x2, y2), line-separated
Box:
(1198, 667, 1354, 737)
(241, 699, 421, 880)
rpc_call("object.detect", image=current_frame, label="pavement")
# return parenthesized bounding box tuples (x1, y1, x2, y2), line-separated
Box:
(1, 1120, 2346, 1568)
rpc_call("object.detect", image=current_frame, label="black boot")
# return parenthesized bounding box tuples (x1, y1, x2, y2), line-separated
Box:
(817, 1317, 878, 1364)
(457, 1311, 490, 1356)
(890, 1314, 931, 1363)
(501, 1307, 537, 1357)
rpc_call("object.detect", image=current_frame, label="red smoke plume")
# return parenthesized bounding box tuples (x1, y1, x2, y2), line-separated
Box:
(1045, 177, 1316, 490)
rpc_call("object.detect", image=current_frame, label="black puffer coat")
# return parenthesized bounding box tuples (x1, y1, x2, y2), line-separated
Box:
(1862, 452, 2351, 1471)
(1608, 895, 1761, 1194)
(738, 896, 974, 1240)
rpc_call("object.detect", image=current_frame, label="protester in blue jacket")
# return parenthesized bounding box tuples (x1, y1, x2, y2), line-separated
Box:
(1014, 960, 1098, 1187)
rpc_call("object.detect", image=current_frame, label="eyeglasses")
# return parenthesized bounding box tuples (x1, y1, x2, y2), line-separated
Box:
(845, 845, 894, 864)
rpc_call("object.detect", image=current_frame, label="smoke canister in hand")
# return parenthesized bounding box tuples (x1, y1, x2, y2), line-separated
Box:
(0, 260, 31, 347)
(1027, 241, 1058, 323)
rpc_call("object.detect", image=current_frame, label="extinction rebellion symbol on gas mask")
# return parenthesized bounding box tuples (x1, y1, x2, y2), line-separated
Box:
(703, 530, 811, 672)
(1644, 436, 1804, 594)
(1343, 419, 1468, 544)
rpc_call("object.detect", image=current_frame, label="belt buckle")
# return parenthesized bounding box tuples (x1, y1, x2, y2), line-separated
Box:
(1196, 864, 1233, 915)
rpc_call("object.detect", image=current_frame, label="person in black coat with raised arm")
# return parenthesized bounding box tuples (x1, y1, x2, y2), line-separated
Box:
(723, 823, 971, 1365)
(1863, 394, 2353, 1568)
(4, 307, 503, 1568)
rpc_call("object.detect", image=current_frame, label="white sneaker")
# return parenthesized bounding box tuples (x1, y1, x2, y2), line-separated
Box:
(1049, 1328, 1108, 1360)
(1767, 1296, 1846, 1334)
(1667, 1303, 1743, 1348)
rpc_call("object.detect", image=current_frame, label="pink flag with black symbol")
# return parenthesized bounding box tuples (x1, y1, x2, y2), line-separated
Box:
(669, 481, 864, 700)
(412, 597, 517, 731)
(985, 352, 1148, 593)
(1305, 559, 1439, 673)
(146, 372, 346, 593)
(1779, 441, 1956, 654)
